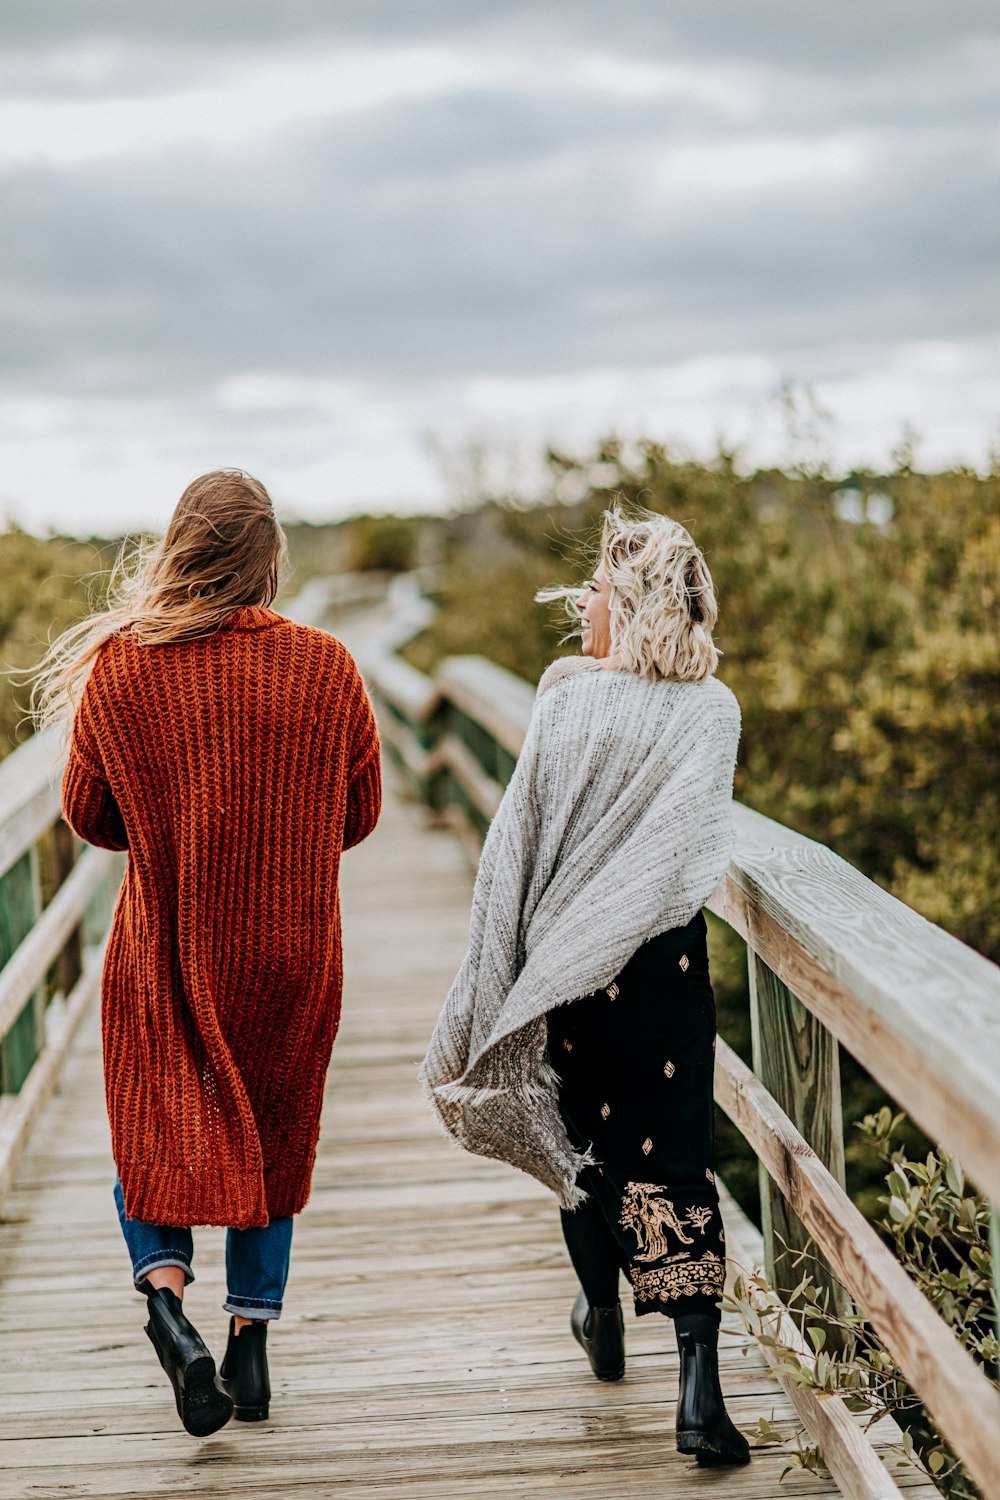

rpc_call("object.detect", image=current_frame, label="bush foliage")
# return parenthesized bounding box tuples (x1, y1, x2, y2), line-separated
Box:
(0, 529, 117, 757)
(728, 1109, 997, 1496)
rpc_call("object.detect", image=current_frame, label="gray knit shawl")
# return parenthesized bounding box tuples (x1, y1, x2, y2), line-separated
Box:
(420, 658, 741, 1208)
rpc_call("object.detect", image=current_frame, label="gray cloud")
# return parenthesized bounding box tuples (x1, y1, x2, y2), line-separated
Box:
(4, 1, 995, 65)
(1, 3, 998, 527)
(2, 88, 996, 389)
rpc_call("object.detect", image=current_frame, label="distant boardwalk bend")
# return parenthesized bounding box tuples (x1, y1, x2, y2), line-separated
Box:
(0, 579, 993, 1498)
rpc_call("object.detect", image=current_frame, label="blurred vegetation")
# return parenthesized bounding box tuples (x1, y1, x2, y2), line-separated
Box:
(341, 514, 421, 574)
(400, 440, 1000, 1223)
(730, 1109, 997, 1496)
(0, 529, 118, 757)
(0, 512, 422, 758)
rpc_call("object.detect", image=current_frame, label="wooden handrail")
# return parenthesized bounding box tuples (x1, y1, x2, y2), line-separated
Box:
(0, 845, 119, 1044)
(716, 1039, 1000, 1490)
(0, 728, 63, 882)
(356, 577, 1000, 1500)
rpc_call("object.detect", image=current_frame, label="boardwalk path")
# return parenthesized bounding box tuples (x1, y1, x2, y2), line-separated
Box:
(0, 765, 928, 1497)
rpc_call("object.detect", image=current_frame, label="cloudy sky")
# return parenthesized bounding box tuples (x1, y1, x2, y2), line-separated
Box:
(3, 2, 999, 535)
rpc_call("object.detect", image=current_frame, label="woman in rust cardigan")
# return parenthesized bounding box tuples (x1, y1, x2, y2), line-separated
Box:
(34, 470, 381, 1436)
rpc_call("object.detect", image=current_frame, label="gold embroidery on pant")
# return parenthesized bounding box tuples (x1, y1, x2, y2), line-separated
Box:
(606, 982, 619, 1000)
(620, 1182, 695, 1259)
(631, 1251, 724, 1304)
(686, 1205, 714, 1234)
(679, 954, 690, 972)
(600, 1102, 611, 1120)
(663, 1059, 675, 1078)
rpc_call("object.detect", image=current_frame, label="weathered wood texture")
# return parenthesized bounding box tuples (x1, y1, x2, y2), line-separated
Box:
(720, 1189, 916, 1500)
(0, 845, 44, 1092)
(0, 843, 118, 1044)
(0, 726, 62, 880)
(0, 759, 935, 1499)
(747, 948, 848, 1320)
(715, 1038, 1000, 1497)
(0, 940, 106, 1207)
(712, 822, 1000, 1209)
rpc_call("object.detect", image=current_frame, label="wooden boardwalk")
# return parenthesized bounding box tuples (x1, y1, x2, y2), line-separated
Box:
(0, 766, 934, 1499)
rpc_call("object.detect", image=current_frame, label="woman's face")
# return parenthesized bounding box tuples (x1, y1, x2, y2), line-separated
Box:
(576, 561, 613, 659)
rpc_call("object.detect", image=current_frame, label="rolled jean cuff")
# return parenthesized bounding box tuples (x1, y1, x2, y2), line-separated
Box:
(132, 1251, 195, 1289)
(223, 1295, 282, 1321)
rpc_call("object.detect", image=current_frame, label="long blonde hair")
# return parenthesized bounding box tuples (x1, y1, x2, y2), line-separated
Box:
(31, 469, 287, 731)
(538, 505, 720, 681)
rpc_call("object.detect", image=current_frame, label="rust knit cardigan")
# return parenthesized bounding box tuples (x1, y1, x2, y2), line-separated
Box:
(62, 607, 381, 1229)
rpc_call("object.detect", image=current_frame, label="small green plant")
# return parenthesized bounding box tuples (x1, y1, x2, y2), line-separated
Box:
(726, 1109, 998, 1496)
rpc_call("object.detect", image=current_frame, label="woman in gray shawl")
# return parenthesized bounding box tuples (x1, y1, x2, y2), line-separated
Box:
(422, 508, 749, 1467)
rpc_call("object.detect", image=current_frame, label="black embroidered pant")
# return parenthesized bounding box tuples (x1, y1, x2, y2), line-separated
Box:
(546, 910, 725, 1321)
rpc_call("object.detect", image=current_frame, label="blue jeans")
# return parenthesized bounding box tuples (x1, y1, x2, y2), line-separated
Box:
(113, 1178, 293, 1321)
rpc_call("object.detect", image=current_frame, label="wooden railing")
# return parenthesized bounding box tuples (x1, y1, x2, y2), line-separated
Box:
(357, 575, 1000, 1500)
(0, 729, 122, 1211)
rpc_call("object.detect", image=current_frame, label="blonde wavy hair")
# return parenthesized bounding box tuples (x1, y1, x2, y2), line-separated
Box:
(538, 506, 720, 681)
(31, 469, 287, 732)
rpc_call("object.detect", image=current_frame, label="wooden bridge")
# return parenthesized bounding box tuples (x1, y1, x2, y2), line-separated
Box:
(0, 579, 997, 1500)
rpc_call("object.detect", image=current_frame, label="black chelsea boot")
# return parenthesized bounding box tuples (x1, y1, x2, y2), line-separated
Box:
(571, 1288, 626, 1381)
(139, 1281, 233, 1437)
(675, 1329, 750, 1465)
(219, 1316, 271, 1421)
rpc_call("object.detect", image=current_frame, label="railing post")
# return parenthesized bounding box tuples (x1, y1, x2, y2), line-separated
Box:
(747, 947, 851, 1321)
(0, 847, 45, 1093)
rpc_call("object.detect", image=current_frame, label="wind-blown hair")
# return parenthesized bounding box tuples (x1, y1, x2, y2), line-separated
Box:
(537, 506, 720, 682)
(31, 469, 287, 732)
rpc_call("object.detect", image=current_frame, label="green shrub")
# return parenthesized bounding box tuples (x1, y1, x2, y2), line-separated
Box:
(727, 1110, 997, 1497)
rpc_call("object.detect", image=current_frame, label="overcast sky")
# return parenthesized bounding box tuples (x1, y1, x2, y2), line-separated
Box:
(3, 2, 999, 534)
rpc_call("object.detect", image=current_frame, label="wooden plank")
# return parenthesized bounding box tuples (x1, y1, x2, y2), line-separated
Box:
(436, 655, 536, 760)
(715, 869, 1000, 1208)
(0, 727, 63, 881)
(0, 845, 44, 1092)
(0, 844, 117, 1043)
(430, 733, 504, 823)
(370, 653, 439, 726)
(0, 941, 105, 1212)
(715, 1036, 1000, 1498)
(0, 762, 880, 1500)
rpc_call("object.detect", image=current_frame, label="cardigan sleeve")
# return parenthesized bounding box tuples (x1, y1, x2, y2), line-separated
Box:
(62, 747, 128, 851)
(62, 682, 129, 851)
(343, 683, 382, 851)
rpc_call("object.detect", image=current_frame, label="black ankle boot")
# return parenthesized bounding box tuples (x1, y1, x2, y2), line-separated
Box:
(139, 1281, 233, 1438)
(675, 1330, 750, 1465)
(571, 1289, 625, 1381)
(219, 1317, 271, 1421)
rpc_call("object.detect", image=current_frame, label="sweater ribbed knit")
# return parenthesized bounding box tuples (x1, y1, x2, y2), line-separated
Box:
(62, 606, 381, 1229)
